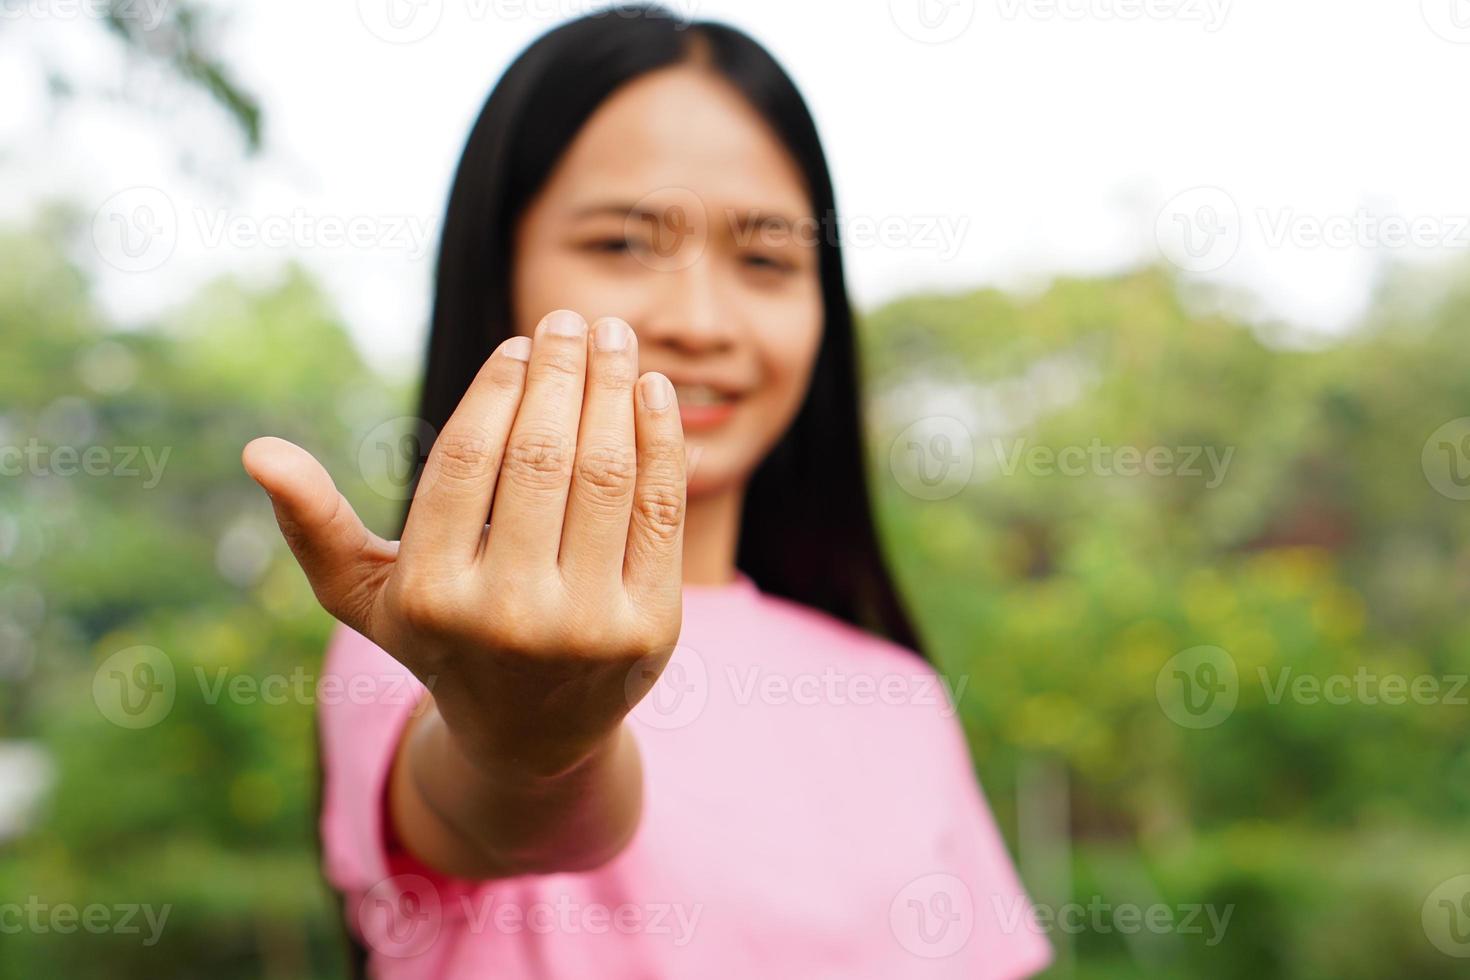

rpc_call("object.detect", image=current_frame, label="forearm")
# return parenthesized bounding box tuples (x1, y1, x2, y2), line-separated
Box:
(389, 696, 644, 879)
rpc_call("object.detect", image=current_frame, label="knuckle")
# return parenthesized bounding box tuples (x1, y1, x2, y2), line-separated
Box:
(588, 362, 636, 393)
(555, 628, 602, 659)
(632, 621, 679, 659)
(634, 482, 685, 541)
(504, 430, 572, 489)
(431, 428, 500, 484)
(575, 445, 636, 499)
(535, 349, 583, 381)
(477, 355, 526, 393)
(395, 581, 448, 633)
(642, 430, 686, 469)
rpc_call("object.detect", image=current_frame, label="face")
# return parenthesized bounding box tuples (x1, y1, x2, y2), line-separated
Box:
(511, 63, 824, 499)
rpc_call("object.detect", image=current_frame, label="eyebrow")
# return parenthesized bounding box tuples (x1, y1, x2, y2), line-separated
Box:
(725, 209, 800, 236)
(569, 202, 660, 222)
(569, 201, 807, 238)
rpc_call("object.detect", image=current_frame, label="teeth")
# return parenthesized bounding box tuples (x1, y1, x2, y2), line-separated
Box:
(675, 384, 728, 407)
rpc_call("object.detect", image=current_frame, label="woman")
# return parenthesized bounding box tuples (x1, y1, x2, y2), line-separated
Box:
(242, 6, 1049, 977)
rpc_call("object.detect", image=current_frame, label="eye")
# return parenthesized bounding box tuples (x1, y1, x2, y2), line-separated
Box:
(743, 253, 795, 274)
(585, 237, 634, 254)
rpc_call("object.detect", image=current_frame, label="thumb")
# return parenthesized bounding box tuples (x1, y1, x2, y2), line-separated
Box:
(242, 436, 397, 637)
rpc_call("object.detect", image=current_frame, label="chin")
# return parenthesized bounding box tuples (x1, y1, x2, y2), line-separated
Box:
(685, 469, 730, 500)
(683, 451, 744, 500)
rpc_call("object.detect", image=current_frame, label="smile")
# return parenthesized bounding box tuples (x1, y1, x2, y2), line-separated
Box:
(674, 384, 739, 430)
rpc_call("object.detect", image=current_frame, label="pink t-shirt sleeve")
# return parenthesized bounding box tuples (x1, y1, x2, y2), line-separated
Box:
(932, 688, 1053, 976)
(317, 625, 480, 961)
(830, 624, 1053, 978)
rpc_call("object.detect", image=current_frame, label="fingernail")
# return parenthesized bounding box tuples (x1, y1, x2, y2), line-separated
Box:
(543, 309, 585, 337)
(641, 374, 673, 411)
(498, 336, 532, 361)
(594, 318, 630, 352)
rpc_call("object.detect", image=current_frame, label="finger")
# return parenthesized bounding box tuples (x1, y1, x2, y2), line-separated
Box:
(623, 372, 686, 602)
(559, 317, 639, 587)
(241, 437, 396, 637)
(483, 310, 589, 571)
(399, 336, 531, 565)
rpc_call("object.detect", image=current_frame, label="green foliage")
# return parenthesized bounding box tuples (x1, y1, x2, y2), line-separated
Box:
(863, 266, 1470, 977)
(0, 219, 404, 978)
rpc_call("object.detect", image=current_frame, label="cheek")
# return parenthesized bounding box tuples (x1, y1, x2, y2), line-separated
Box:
(513, 248, 651, 338)
(757, 295, 823, 403)
(510, 247, 563, 337)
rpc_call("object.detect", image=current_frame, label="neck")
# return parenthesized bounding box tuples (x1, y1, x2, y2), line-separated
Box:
(681, 481, 744, 586)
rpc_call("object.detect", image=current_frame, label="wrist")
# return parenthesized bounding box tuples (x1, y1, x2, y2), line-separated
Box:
(417, 695, 625, 789)
(407, 703, 643, 875)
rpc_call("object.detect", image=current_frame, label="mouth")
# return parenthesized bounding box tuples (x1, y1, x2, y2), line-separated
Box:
(672, 383, 741, 431)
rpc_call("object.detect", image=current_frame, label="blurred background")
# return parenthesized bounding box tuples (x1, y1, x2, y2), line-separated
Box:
(2, 1, 1469, 977)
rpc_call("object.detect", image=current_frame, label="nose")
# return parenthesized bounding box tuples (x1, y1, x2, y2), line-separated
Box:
(637, 256, 735, 355)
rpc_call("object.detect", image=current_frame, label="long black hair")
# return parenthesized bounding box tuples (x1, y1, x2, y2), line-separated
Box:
(410, 4, 922, 652)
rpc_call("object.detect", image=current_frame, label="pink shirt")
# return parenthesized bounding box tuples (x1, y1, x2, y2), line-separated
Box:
(320, 574, 1051, 979)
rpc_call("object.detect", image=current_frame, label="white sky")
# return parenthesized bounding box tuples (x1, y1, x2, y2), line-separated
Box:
(3, 0, 1469, 376)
